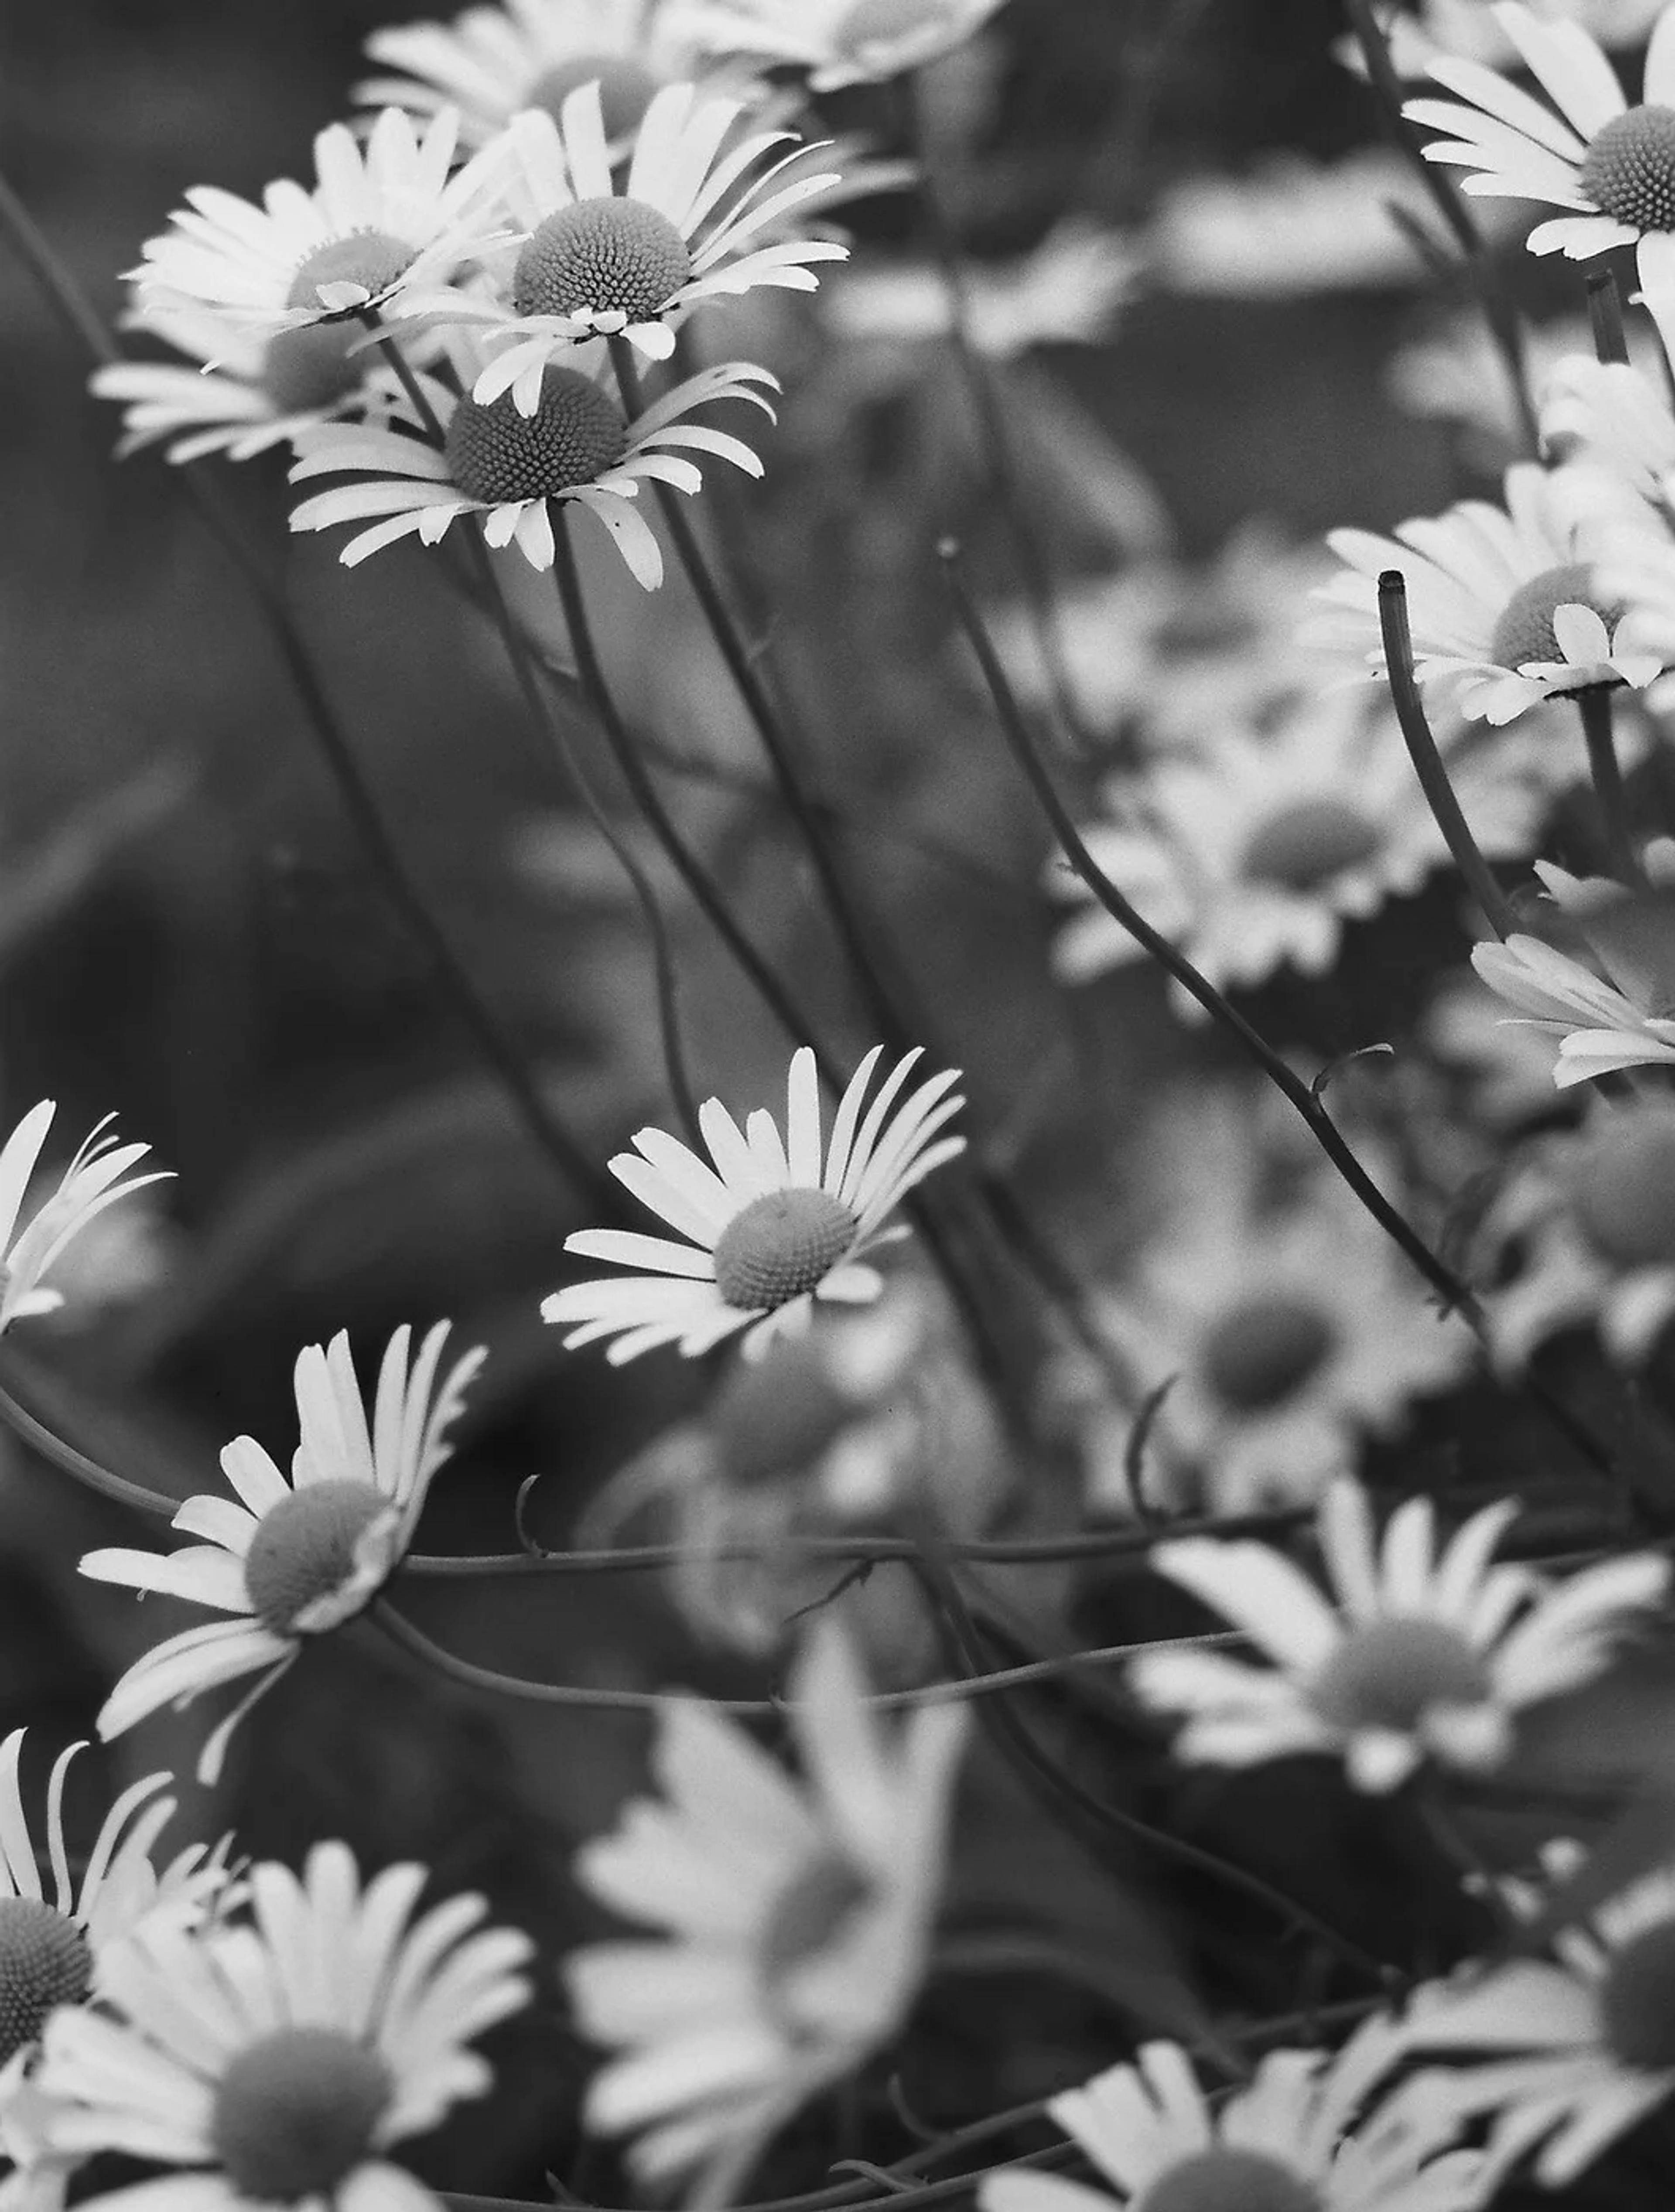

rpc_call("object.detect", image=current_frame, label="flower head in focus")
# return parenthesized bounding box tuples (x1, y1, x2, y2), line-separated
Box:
(407, 80, 846, 387)
(1132, 1476, 1669, 1792)
(0, 1104, 169, 1337)
(79, 1324, 484, 1785)
(38, 1840, 532, 2212)
(566, 1618, 967, 2207)
(1305, 461, 1661, 723)
(979, 2016, 1481, 2212)
(129, 108, 506, 334)
(1403, 1, 1675, 291)
(288, 342, 776, 584)
(544, 1046, 966, 1364)
(659, 0, 1008, 92)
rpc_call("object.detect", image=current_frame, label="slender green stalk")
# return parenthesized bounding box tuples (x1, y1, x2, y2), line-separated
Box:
(1576, 683, 1646, 886)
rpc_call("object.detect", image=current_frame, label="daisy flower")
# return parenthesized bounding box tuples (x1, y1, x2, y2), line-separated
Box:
(1539, 348, 1675, 504)
(1081, 1096, 1473, 1517)
(660, 0, 1007, 90)
(129, 107, 506, 335)
(0, 1103, 168, 1336)
(544, 1045, 966, 1365)
(37, 1839, 533, 2212)
(79, 1322, 485, 1787)
(358, 0, 686, 150)
(1403, 0, 1675, 292)
(1395, 1858, 1675, 2188)
(1050, 689, 1544, 1009)
(566, 1617, 967, 2208)
(979, 2015, 1483, 2212)
(405, 79, 847, 391)
(1131, 1476, 1670, 1792)
(288, 343, 776, 586)
(823, 221, 1136, 361)
(1305, 461, 1662, 724)
(1340, 0, 1666, 82)
(91, 299, 389, 465)
(1421, 969, 1567, 1130)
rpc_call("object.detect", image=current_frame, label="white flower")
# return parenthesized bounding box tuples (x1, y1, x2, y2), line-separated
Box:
(79, 1323, 484, 1786)
(543, 1045, 966, 1364)
(91, 299, 389, 465)
(1390, 309, 1599, 461)
(1540, 348, 1675, 501)
(38, 1839, 533, 2212)
(1050, 690, 1545, 1006)
(1340, 0, 1666, 80)
(406, 79, 846, 387)
(823, 221, 1136, 360)
(1403, 0, 1675, 293)
(129, 107, 506, 334)
(659, 0, 1008, 92)
(1421, 968, 1566, 1128)
(1395, 1860, 1675, 2189)
(288, 343, 776, 586)
(980, 2016, 1482, 2212)
(1305, 461, 1662, 724)
(357, 0, 689, 149)
(0, 1103, 169, 1336)
(566, 1618, 967, 2208)
(1131, 1476, 1669, 1792)
(1080, 1095, 1473, 1517)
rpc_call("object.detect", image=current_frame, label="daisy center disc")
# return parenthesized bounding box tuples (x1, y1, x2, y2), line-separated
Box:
(212, 2026, 393, 2203)
(1200, 1294, 1336, 1413)
(1597, 1915, 1675, 2069)
(1308, 1617, 1491, 1736)
(1241, 797, 1381, 893)
(709, 1340, 855, 1489)
(0, 1898, 92, 2065)
(242, 1478, 394, 1637)
(261, 324, 365, 414)
(1135, 2149, 1323, 2212)
(285, 229, 415, 314)
(1579, 104, 1675, 231)
(524, 56, 661, 141)
(1569, 1108, 1675, 1268)
(512, 198, 692, 325)
(444, 369, 629, 503)
(758, 1849, 873, 2028)
(1488, 562, 1618, 671)
(712, 1189, 861, 1312)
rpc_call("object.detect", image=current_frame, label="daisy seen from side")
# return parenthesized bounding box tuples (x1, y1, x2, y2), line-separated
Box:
(658, 0, 1008, 92)
(37, 1839, 533, 2212)
(544, 1045, 966, 1364)
(1131, 1475, 1670, 1792)
(288, 341, 776, 585)
(566, 1617, 967, 2208)
(0, 1103, 169, 1337)
(78, 1322, 485, 1786)
(979, 2014, 1483, 2212)
(129, 106, 507, 336)
(1305, 461, 1661, 724)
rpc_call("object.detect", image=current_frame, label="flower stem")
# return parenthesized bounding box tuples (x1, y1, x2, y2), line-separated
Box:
(1576, 683, 1647, 886)
(1587, 267, 1630, 366)
(1377, 571, 1519, 937)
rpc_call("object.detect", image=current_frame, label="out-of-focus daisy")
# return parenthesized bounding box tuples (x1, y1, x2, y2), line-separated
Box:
(407, 82, 846, 388)
(1049, 690, 1544, 1007)
(1132, 1476, 1669, 1792)
(1340, 0, 1667, 81)
(1481, 1096, 1675, 1366)
(358, 0, 687, 149)
(1422, 969, 1567, 1130)
(1403, 1, 1675, 288)
(824, 221, 1136, 361)
(1306, 461, 1661, 724)
(544, 1045, 965, 1365)
(585, 1277, 1005, 1654)
(289, 343, 776, 585)
(1395, 1858, 1675, 2188)
(567, 1618, 966, 2207)
(980, 2015, 1482, 2212)
(1082, 1099, 1473, 1517)
(92, 299, 390, 465)
(660, 0, 1008, 92)
(0, 1103, 168, 1337)
(1540, 348, 1675, 504)
(130, 108, 506, 335)
(38, 1839, 533, 2212)
(79, 1323, 484, 1786)
(1391, 311, 1624, 465)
